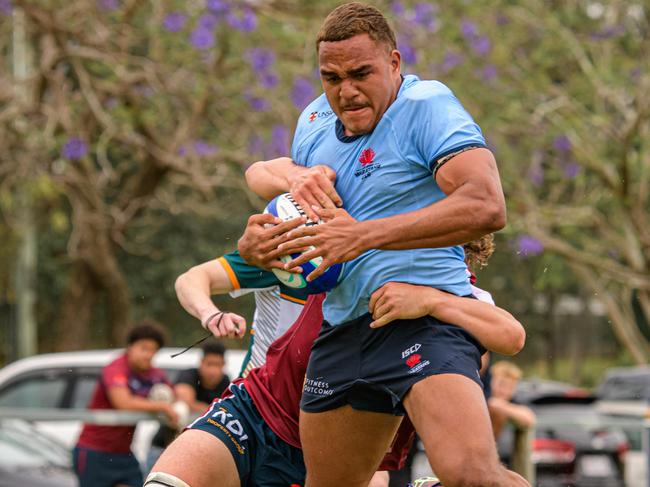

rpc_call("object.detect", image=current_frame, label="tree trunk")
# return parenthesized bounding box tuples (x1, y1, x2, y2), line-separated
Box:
(78, 214, 132, 348)
(572, 264, 650, 364)
(55, 262, 99, 351)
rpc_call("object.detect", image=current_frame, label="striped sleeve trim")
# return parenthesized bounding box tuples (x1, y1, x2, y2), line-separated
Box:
(279, 293, 307, 305)
(431, 143, 487, 177)
(217, 256, 240, 290)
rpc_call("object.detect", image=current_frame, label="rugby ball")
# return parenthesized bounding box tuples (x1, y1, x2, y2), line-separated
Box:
(264, 193, 342, 294)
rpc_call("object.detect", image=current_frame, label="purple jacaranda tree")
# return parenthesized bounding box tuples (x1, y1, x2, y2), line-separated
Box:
(190, 26, 215, 50)
(1, 0, 649, 363)
(97, 0, 119, 11)
(163, 12, 187, 33)
(0, 0, 12, 15)
(516, 235, 544, 257)
(387, 2, 650, 362)
(291, 77, 316, 110)
(61, 138, 89, 161)
(207, 0, 230, 15)
(440, 52, 463, 73)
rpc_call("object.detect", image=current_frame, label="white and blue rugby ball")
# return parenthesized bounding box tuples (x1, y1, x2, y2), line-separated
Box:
(264, 193, 342, 294)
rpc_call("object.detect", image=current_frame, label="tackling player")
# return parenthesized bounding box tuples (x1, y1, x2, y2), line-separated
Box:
(175, 246, 307, 377)
(145, 222, 525, 487)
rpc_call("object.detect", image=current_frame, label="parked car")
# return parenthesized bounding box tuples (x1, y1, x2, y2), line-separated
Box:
(513, 378, 589, 405)
(594, 366, 650, 486)
(0, 347, 246, 464)
(596, 366, 650, 415)
(529, 395, 628, 487)
(0, 418, 76, 487)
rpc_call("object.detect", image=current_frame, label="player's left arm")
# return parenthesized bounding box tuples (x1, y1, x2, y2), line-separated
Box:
(368, 282, 525, 356)
(279, 148, 505, 281)
(175, 260, 247, 339)
(487, 398, 536, 434)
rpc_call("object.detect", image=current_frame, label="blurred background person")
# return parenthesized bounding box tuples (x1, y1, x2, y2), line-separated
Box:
(147, 340, 230, 470)
(73, 321, 177, 487)
(489, 361, 536, 438)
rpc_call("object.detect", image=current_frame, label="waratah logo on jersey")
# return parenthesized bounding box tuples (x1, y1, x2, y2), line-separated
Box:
(308, 110, 333, 123)
(354, 148, 381, 180)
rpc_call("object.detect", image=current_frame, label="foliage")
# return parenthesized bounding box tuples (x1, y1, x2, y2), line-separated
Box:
(0, 1, 648, 368)
(387, 0, 650, 362)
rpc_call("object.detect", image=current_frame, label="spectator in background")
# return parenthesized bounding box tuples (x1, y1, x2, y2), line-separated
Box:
(488, 361, 536, 438)
(147, 340, 230, 471)
(74, 321, 177, 487)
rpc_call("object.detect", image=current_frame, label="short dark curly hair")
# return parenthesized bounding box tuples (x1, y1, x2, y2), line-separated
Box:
(316, 2, 397, 51)
(202, 340, 226, 358)
(126, 320, 166, 348)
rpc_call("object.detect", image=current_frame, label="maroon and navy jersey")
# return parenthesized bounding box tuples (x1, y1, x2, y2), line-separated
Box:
(236, 294, 324, 449)
(229, 293, 414, 470)
(77, 354, 169, 453)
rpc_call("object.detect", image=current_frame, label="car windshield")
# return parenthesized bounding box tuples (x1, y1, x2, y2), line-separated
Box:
(535, 405, 603, 429)
(598, 375, 650, 400)
(0, 420, 70, 470)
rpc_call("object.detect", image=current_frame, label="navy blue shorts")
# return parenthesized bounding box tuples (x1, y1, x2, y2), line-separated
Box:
(73, 446, 142, 487)
(300, 313, 485, 415)
(188, 383, 306, 486)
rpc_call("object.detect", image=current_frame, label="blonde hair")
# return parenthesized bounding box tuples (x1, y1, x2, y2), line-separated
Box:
(464, 233, 495, 270)
(491, 361, 522, 381)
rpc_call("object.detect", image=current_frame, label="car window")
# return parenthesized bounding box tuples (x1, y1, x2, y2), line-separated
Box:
(70, 374, 100, 409)
(599, 375, 650, 400)
(0, 420, 70, 468)
(0, 375, 67, 408)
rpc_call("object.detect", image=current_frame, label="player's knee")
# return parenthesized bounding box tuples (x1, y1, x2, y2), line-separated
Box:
(144, 471, 191, 487)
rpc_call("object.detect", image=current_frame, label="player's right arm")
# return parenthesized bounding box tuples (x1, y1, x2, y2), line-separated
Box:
(245, 157, 342, 222)
(103, 370, 179, 426)
(368, 282, 525, 355)
(106, 387, 177, 421)
(175, 259, 246, 338)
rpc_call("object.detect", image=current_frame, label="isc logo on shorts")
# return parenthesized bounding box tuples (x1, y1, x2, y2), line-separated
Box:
(401, 343, 421, 359)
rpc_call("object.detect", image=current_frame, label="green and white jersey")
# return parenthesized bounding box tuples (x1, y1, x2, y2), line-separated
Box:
(218, 251, 308, 377)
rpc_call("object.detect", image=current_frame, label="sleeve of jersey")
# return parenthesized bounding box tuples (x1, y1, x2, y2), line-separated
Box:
(291, 119, 308, 166)
(410, 84, 487, 175)
(219, 250, 280, 291)
(103, 362, 128, 389)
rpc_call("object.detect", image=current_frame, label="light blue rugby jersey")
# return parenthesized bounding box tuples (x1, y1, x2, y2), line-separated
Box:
(291, 74, 486, 324)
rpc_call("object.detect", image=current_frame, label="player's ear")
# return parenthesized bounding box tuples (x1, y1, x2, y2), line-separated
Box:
(389, 49, 401, 72)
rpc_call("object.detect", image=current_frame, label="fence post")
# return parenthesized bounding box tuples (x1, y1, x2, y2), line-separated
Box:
(512, 425, 535, 485)
(645, 418, 650, 487)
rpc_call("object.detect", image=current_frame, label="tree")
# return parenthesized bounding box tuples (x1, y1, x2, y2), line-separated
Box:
(389, 0, 650, 363)
(0, 0, 338, 349)
(1, 0, 647, 363)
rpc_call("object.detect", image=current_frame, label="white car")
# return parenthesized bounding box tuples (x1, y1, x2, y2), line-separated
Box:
(0, 347, 245, 465)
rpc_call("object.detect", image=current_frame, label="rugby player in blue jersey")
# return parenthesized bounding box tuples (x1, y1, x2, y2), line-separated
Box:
(243, 3, 529, 486)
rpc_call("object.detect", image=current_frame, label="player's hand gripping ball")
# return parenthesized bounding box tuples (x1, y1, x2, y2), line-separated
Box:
(264, 193, 342, 294)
